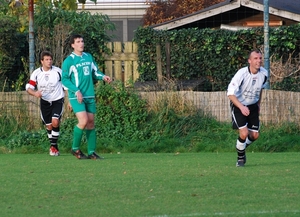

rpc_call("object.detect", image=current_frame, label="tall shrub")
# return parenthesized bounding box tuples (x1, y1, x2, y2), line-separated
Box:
(34, 4, 116, 68)
(0, 15, 24, 91)
(134, 24, 300, 91)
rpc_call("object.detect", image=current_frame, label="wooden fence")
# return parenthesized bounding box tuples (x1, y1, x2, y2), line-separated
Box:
(1, 90, 300, 128)
(139, 89, 300, 125)
(2, 42, 300, 127)
(102, 42, 139, 84)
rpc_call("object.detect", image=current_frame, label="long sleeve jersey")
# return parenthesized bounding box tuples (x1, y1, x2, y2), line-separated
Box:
(227, 66, 268, 106)
(61, 52, 105, 100)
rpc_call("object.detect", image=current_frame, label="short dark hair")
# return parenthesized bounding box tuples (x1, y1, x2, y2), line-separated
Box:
(248, 49, 261, 59)
(69, 34, 83, 47)
(40, 51, 53, 62)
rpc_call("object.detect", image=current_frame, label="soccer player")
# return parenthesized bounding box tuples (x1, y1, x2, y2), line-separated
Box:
(227, 50, 268, 167)
(26, 51, 65, 156)
(62, 34, 111, 160)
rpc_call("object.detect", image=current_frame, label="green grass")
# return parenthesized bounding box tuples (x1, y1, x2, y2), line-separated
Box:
(0, 152, 300, 217)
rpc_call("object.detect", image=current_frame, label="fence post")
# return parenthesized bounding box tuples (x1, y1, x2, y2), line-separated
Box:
(156, 44, 163, 85)
(114, 42, 123, 81)
(165, 41, 171, 79)
(104, 42, 113, 79)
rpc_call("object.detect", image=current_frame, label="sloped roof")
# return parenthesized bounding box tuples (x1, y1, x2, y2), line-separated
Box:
(152, 0, 300, 30)
(252, 0, 300, 14)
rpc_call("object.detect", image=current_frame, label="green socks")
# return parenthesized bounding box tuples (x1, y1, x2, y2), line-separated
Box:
(72, 126, 84, 151)
(86, 129, 96, 155)
(72, 126, 97, 155)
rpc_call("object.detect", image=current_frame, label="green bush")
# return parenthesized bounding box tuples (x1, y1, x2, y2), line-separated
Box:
(0, 15, 26, 91)
(3, 83, 300, 153)
(134, 25, 300, 91)
(0, 3, 115, 91)
(94, 81, 148, 141)
(34, 3, 115, 68)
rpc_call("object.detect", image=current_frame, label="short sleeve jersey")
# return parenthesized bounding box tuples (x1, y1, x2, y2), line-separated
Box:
(227, 66, 268, 106)
(61, 52, 105, 100)
(25, 66, 64, 101)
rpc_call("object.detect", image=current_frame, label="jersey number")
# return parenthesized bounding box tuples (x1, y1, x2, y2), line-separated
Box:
(83, 66, 90, 75)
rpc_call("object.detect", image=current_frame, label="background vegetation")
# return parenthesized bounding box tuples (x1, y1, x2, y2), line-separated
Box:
(0, 0, 115, 91)
(0, 0, 299, 154)
(1, 0, 300, 92)
(1, 82, 299, 154)
(133, 25, 300, 91)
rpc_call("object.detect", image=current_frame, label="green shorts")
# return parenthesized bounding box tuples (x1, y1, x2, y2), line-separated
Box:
(70, 98, 96, 114)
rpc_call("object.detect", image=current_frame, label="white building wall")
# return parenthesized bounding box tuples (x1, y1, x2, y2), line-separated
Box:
(77, 0, 150, 41)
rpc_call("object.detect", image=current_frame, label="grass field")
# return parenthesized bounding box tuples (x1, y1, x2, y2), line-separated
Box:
(0, 152, 300, 217)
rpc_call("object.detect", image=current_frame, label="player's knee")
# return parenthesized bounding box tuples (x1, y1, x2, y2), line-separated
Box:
(52, 119, 60, 128)
(86, 120, 95, 129)
(250, 132, 259, 141)
(239, 131, 248, 140)
(77, 119, 88, 128)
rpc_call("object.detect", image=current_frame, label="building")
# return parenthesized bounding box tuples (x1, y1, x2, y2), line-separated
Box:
(77, 0, 149, 41)
(151, 0, 300, 31)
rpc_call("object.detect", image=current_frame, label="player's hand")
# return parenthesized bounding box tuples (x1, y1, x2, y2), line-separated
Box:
(240, 105, 250, 116)
(35, 90, 42, 98)
(67, 102, 72, 111)
(103, 75, 112, 83)
(76, 91, 83, 104)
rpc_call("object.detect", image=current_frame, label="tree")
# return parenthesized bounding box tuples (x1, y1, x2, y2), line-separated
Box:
(143, 0, 226, 26)
(0, 0, 113, 91)
(7, 0, 78, 32)
(34, 3, 115, 70)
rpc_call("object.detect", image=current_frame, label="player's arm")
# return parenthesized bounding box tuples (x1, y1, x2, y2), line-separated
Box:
(90, 55, 111, 83)
(62, 60, 84, 103)
(258, 74, 268, 108)
(25, 71, 42, 98)
(26, 87, 42, 98)
(92, 66, 111, 83)
(61, 60, 80, 95)
(228, 95, 243, 110)
(227, 71, 250, 116)
(256, 89, 264, 114)
(64, 88, 72, 111)
(228, 94, 250, 117)
(257, 90, 263, 106)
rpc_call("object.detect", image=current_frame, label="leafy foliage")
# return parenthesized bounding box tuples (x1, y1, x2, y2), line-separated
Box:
(134, 24, 300, 91)
(34, 3, 115, 68)
(94, 81, 148, 141)
(0, 1, 115, 91)
(1, 83, 300, 153)
(0, 15, 27, 91)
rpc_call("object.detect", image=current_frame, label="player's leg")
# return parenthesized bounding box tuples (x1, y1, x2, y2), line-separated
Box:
(85, 99, 103, 160)
(236, 126, 248, 166)
(40, 99, 57, 156)
(69, 99, 88, 159)
(50, 98, 64, 155)
(70, 111, 88, 159)
(231, 105, 247, 167)
(245, 103, 260, 149)
(86, 113, 97, 156)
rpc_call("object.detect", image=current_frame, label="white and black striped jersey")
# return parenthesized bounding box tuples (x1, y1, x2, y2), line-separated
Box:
(227, 66, 268, 106)
(26, 66, 65, 101)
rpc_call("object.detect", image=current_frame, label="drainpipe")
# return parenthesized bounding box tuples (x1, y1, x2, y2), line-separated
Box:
(29, 0, 35, 73)
(264, 0, 270, 89)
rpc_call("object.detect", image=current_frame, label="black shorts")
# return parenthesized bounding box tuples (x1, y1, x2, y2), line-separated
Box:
(230, 102, 260, 132)
(40, 98, 64, 125)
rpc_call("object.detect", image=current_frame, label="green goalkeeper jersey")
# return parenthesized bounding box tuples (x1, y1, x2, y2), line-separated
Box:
(62, 52, 105, 100)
